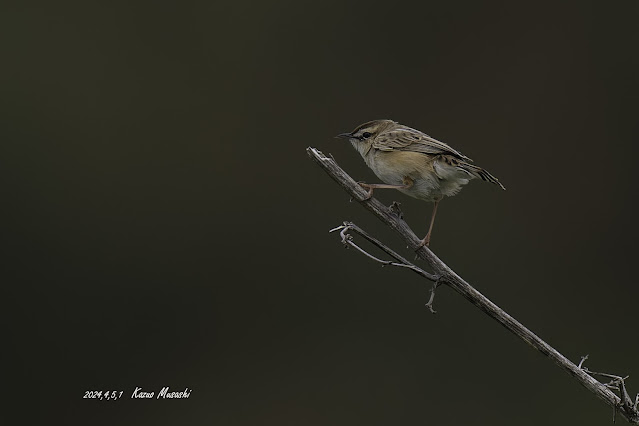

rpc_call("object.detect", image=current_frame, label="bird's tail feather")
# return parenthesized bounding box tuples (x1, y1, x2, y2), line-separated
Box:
(458, 162, 506, 190)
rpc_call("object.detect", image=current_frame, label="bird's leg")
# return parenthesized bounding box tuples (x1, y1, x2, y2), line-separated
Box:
(358, 177, 413, 200)
(418, 199, 440, 248)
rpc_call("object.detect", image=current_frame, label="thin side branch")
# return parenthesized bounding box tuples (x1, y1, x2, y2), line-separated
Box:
(330, 222, 440, 282)
(331, 222, 443, 313)
(307, 146, 639, 424)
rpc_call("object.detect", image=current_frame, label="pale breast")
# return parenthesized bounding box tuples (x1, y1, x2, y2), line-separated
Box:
(365, 150, 472, 201)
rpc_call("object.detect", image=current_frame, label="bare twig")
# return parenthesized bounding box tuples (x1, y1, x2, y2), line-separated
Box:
(583, 369, 637, 410)
(581, 366, 637, 423)
(307, 146, 639, 424)
(579, 355, 590, 369)
(330, 222, 442, 312)
(424, 279, 442, 314)
(330, 222, 440, 282)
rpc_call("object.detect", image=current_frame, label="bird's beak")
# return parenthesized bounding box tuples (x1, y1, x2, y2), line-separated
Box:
(335, 132, 352, 139)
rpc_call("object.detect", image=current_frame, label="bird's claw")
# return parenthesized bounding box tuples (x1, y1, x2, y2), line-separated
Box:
(416, 237, 430, 249)
(356, 182, 374, 200)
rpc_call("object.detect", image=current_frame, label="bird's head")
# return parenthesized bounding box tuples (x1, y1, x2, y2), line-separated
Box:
(336, 119, 397, 146)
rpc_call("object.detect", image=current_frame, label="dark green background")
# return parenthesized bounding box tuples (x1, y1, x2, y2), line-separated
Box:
(4, 1, 638, 425)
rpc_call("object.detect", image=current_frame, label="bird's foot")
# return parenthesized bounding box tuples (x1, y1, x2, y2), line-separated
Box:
(356, 182, 374, 200)
(417, 235, 430, 249)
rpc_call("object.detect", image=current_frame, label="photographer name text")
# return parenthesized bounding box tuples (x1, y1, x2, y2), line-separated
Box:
(132, 386, 192, 399)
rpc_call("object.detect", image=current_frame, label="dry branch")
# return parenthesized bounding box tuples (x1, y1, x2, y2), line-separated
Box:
(307, 146, 639, 424)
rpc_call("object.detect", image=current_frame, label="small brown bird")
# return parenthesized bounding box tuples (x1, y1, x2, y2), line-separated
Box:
(337, 119, 505, 247)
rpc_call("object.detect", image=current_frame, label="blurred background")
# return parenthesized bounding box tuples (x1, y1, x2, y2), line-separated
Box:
(3, 0, 638, 424)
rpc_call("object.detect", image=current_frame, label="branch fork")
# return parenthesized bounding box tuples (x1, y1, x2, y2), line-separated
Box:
(330, 222, 443, 313)
(579, 356, 639, 422)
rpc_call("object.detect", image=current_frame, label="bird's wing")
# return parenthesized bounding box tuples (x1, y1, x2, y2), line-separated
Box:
(372, 126, 472, 161)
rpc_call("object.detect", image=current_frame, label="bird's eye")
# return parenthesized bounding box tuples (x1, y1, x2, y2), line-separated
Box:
(362, 132, 372, 139)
